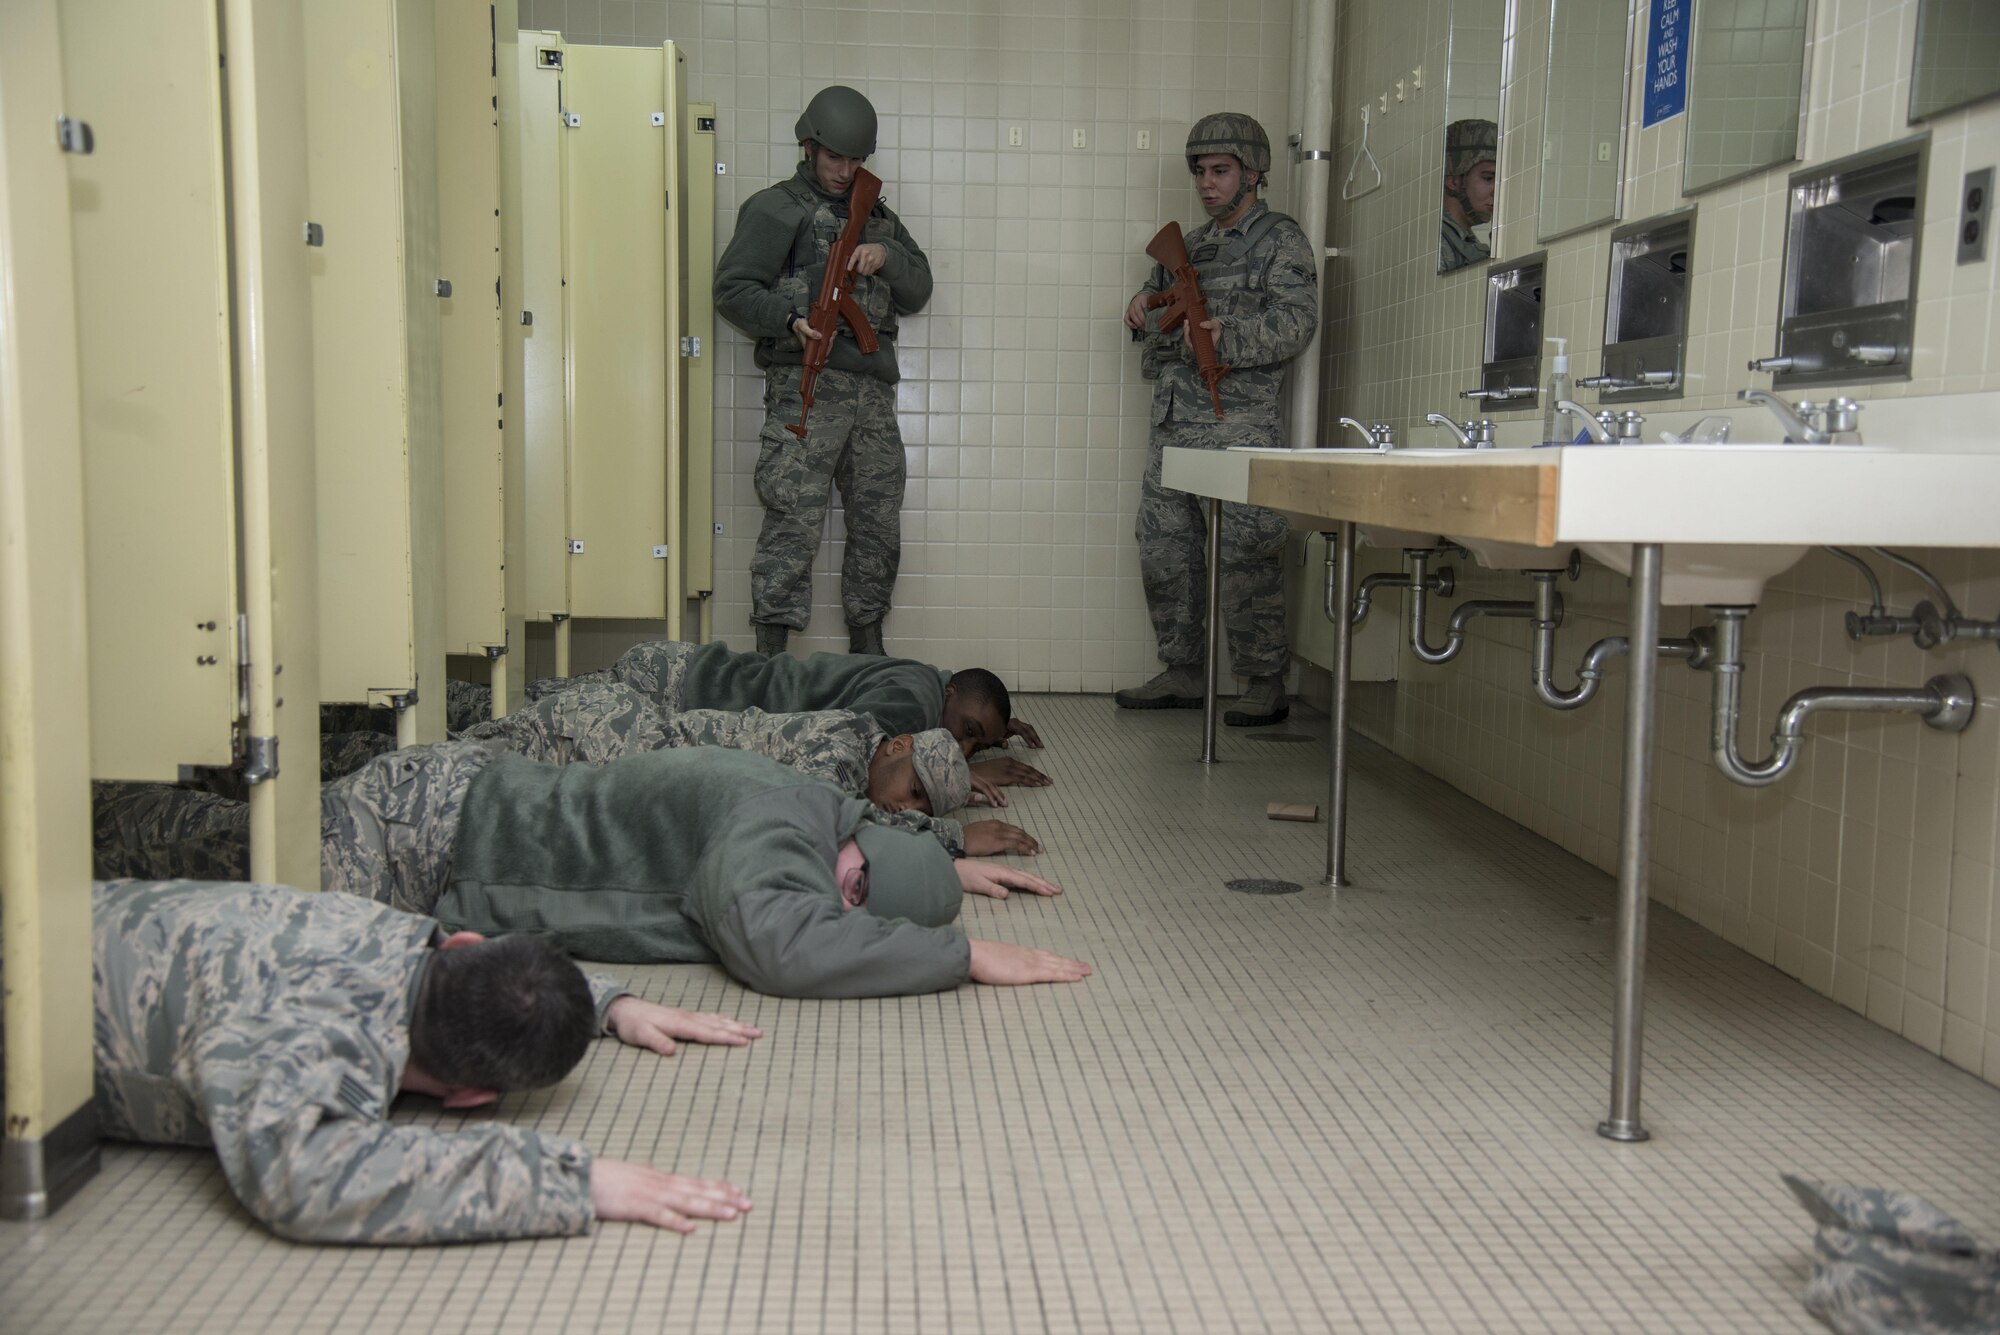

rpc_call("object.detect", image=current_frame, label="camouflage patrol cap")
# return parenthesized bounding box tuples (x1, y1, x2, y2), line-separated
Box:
(1186, 112, 1272, 174)
(853, 823, 963, 928)
(910, 728, 972, 815)
(796, 85, 878, 159)
(1445, 118, 1498, 178)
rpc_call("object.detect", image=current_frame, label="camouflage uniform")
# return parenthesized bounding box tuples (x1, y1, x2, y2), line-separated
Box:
(1133, 198, 1319, 676)
(92, 741, 500, 914)
(715, 160, 932, 634)
(444, 677, 494, 734)
(323, 730, 398, 782)
(461, 678, 972, 853)
(1784, 1175, 2000, 1334)
(74, 878, 619, 1243)
(1440, 216, 1489, 274)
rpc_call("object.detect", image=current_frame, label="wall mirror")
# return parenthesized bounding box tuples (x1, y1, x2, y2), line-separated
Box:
(1440, 0, 1507, 275)
(1683, 0, 1812, 195)
(1537, 0, 1636, 241)
(1909, 0, 2000, 123)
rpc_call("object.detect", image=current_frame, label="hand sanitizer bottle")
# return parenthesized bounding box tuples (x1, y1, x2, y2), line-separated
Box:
(1540, 337, 1570, 446)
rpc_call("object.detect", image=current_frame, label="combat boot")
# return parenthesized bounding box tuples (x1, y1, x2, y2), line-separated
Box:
(848, 621, 885, 655)
(754, 622, 789, 656)
(1225, 674, 1289, 727)
(1113, 665, 1205, 710)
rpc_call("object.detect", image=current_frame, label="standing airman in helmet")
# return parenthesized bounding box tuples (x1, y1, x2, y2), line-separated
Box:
(714, 85, 933, 659)
(1116, 112, 1319, 727)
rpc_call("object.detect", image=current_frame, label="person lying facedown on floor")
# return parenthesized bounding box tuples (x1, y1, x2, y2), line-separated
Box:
(95, 744, 1081, 994)
(453, 640, 1052, 789)
(453, 679, 1042, 855)
(437, 746, 1087, 995)
(61, 879, 759, 1245)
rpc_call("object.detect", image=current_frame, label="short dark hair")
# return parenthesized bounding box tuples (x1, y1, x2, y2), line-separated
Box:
(948, 667, 1011, 727)
(409, 935, 595, 1091)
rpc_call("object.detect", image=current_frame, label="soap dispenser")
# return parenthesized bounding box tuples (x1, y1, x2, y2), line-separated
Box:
(1540, 337, 1570, 446)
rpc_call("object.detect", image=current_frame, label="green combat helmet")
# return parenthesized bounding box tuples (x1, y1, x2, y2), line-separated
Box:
(1185, 112, 1272, 174)
(795, 85, 878, 159)
(1185, 112, 1271, 217)
(1444, 118, 1498, 179)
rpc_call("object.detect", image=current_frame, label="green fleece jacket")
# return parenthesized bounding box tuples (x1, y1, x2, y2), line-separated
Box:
(713, 161, 931, 384)
(678, 643, 951, 740)
(436, 749, 971, 998)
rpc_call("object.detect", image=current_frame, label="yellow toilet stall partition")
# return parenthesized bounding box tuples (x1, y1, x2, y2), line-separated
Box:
(510, 38, 716, 652)
(438, 0, 520, 720)
(7, 0, 322, 1218)
(305, 0, 447, 746)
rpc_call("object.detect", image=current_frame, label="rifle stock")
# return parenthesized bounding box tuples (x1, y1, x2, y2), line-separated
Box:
(788, 168, 885, 439)
(1141, 221, 1231, 420)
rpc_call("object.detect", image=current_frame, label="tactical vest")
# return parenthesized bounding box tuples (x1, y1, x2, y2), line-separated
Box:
(767, 176, 900, 353)
(1141, 205, 1294, 380)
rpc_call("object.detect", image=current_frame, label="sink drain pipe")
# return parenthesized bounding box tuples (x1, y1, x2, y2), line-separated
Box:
(1701, 607, 1976, 787)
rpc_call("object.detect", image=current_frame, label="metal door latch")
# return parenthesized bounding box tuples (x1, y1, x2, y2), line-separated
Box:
(56, 116, 94, 154)
(650, 111, 666, 126)
(567, 539, 585, 554)
(304, 221, 325, 246)
(434, 279, 453, 298)
(563, 111, 581, 128)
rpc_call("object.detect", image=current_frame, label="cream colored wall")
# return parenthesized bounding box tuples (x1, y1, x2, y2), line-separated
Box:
(1322, 0, 2000, 1086)
(520, 0, 1298, 687)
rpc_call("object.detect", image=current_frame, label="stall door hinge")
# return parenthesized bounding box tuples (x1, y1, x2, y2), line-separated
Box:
(652, 545, 669, 559)
(242, 735, 279, 785)
(567, 539, 584, 554)
(680, 335, 702, 357)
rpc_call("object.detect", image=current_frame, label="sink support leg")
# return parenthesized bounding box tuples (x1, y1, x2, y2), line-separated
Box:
(1600, 541, 1660, 1144)
(1324, 523, 1355, 887)
(1200, 497, 1222, 765)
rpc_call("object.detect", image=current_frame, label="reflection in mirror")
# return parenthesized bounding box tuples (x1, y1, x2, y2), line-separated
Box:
(1909, 0, 2000, 123)
(1683, 0, 1811, 195)
(1537, 0, 1636, 241)
(1440, 0, 1505, 275)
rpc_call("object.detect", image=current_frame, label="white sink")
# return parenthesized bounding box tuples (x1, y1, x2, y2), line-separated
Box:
(1359, 524, 1445, 550)
(1577, 542, 1812, 605)
(1452, 537, 1575, 571)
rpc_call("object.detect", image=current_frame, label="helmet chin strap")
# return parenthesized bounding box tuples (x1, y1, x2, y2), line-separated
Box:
(1203, 166, 1260, 219)
(1447, 177, 1489, 227)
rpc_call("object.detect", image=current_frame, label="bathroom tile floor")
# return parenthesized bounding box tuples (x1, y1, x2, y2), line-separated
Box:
(7, 693, 1999, 1333)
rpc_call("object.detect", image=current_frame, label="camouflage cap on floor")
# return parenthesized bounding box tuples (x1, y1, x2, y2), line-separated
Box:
(911, 728, 972, 814)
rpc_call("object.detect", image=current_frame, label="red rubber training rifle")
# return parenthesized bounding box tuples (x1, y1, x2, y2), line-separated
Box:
(788, 167, 884, 439)
(1142, 221, 1230, 420)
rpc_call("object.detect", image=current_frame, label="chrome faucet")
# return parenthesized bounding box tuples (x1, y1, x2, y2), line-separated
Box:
(1553, 399, 1616, 445)
(1423, 413, 1497, 448)
(1736, 389, 1862, 444)
(1335, 416, 1395, 449)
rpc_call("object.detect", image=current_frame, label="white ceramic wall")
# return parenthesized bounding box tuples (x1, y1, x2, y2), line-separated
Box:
(1320, 0, 2000, 1086)
(520, 0, 1297, 689)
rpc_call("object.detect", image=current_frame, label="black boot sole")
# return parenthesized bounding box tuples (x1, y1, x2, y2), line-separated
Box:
(1114, 693, 1203, 710)
(1224, 704, 1291, 727)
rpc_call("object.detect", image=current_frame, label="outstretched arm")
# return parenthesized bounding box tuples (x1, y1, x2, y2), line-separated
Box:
(972, 755, 1051, 788)
(589, 1161, 751, 1233)
(604, 996, 765, 1057)
(195, 1016, 596, 1244)
(955, 859, 1060, 897)
(967, 938, 1092, 985)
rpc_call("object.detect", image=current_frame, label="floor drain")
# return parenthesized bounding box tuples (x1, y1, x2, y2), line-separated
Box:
(1226, 877, 1304, 895)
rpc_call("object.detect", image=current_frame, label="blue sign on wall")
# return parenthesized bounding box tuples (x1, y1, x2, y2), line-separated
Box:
(1643, 0, 1690, 128)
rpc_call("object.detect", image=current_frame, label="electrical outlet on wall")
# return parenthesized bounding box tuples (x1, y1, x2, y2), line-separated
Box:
(1007, 125, 1023, 147)
(1960, 167, 1993, 265)
(1072, 128, 1087, 149)
(1137, 129, 1151, 150)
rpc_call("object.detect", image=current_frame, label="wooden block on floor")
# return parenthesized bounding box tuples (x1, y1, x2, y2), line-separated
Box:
(1267, 801, 1319, 822)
